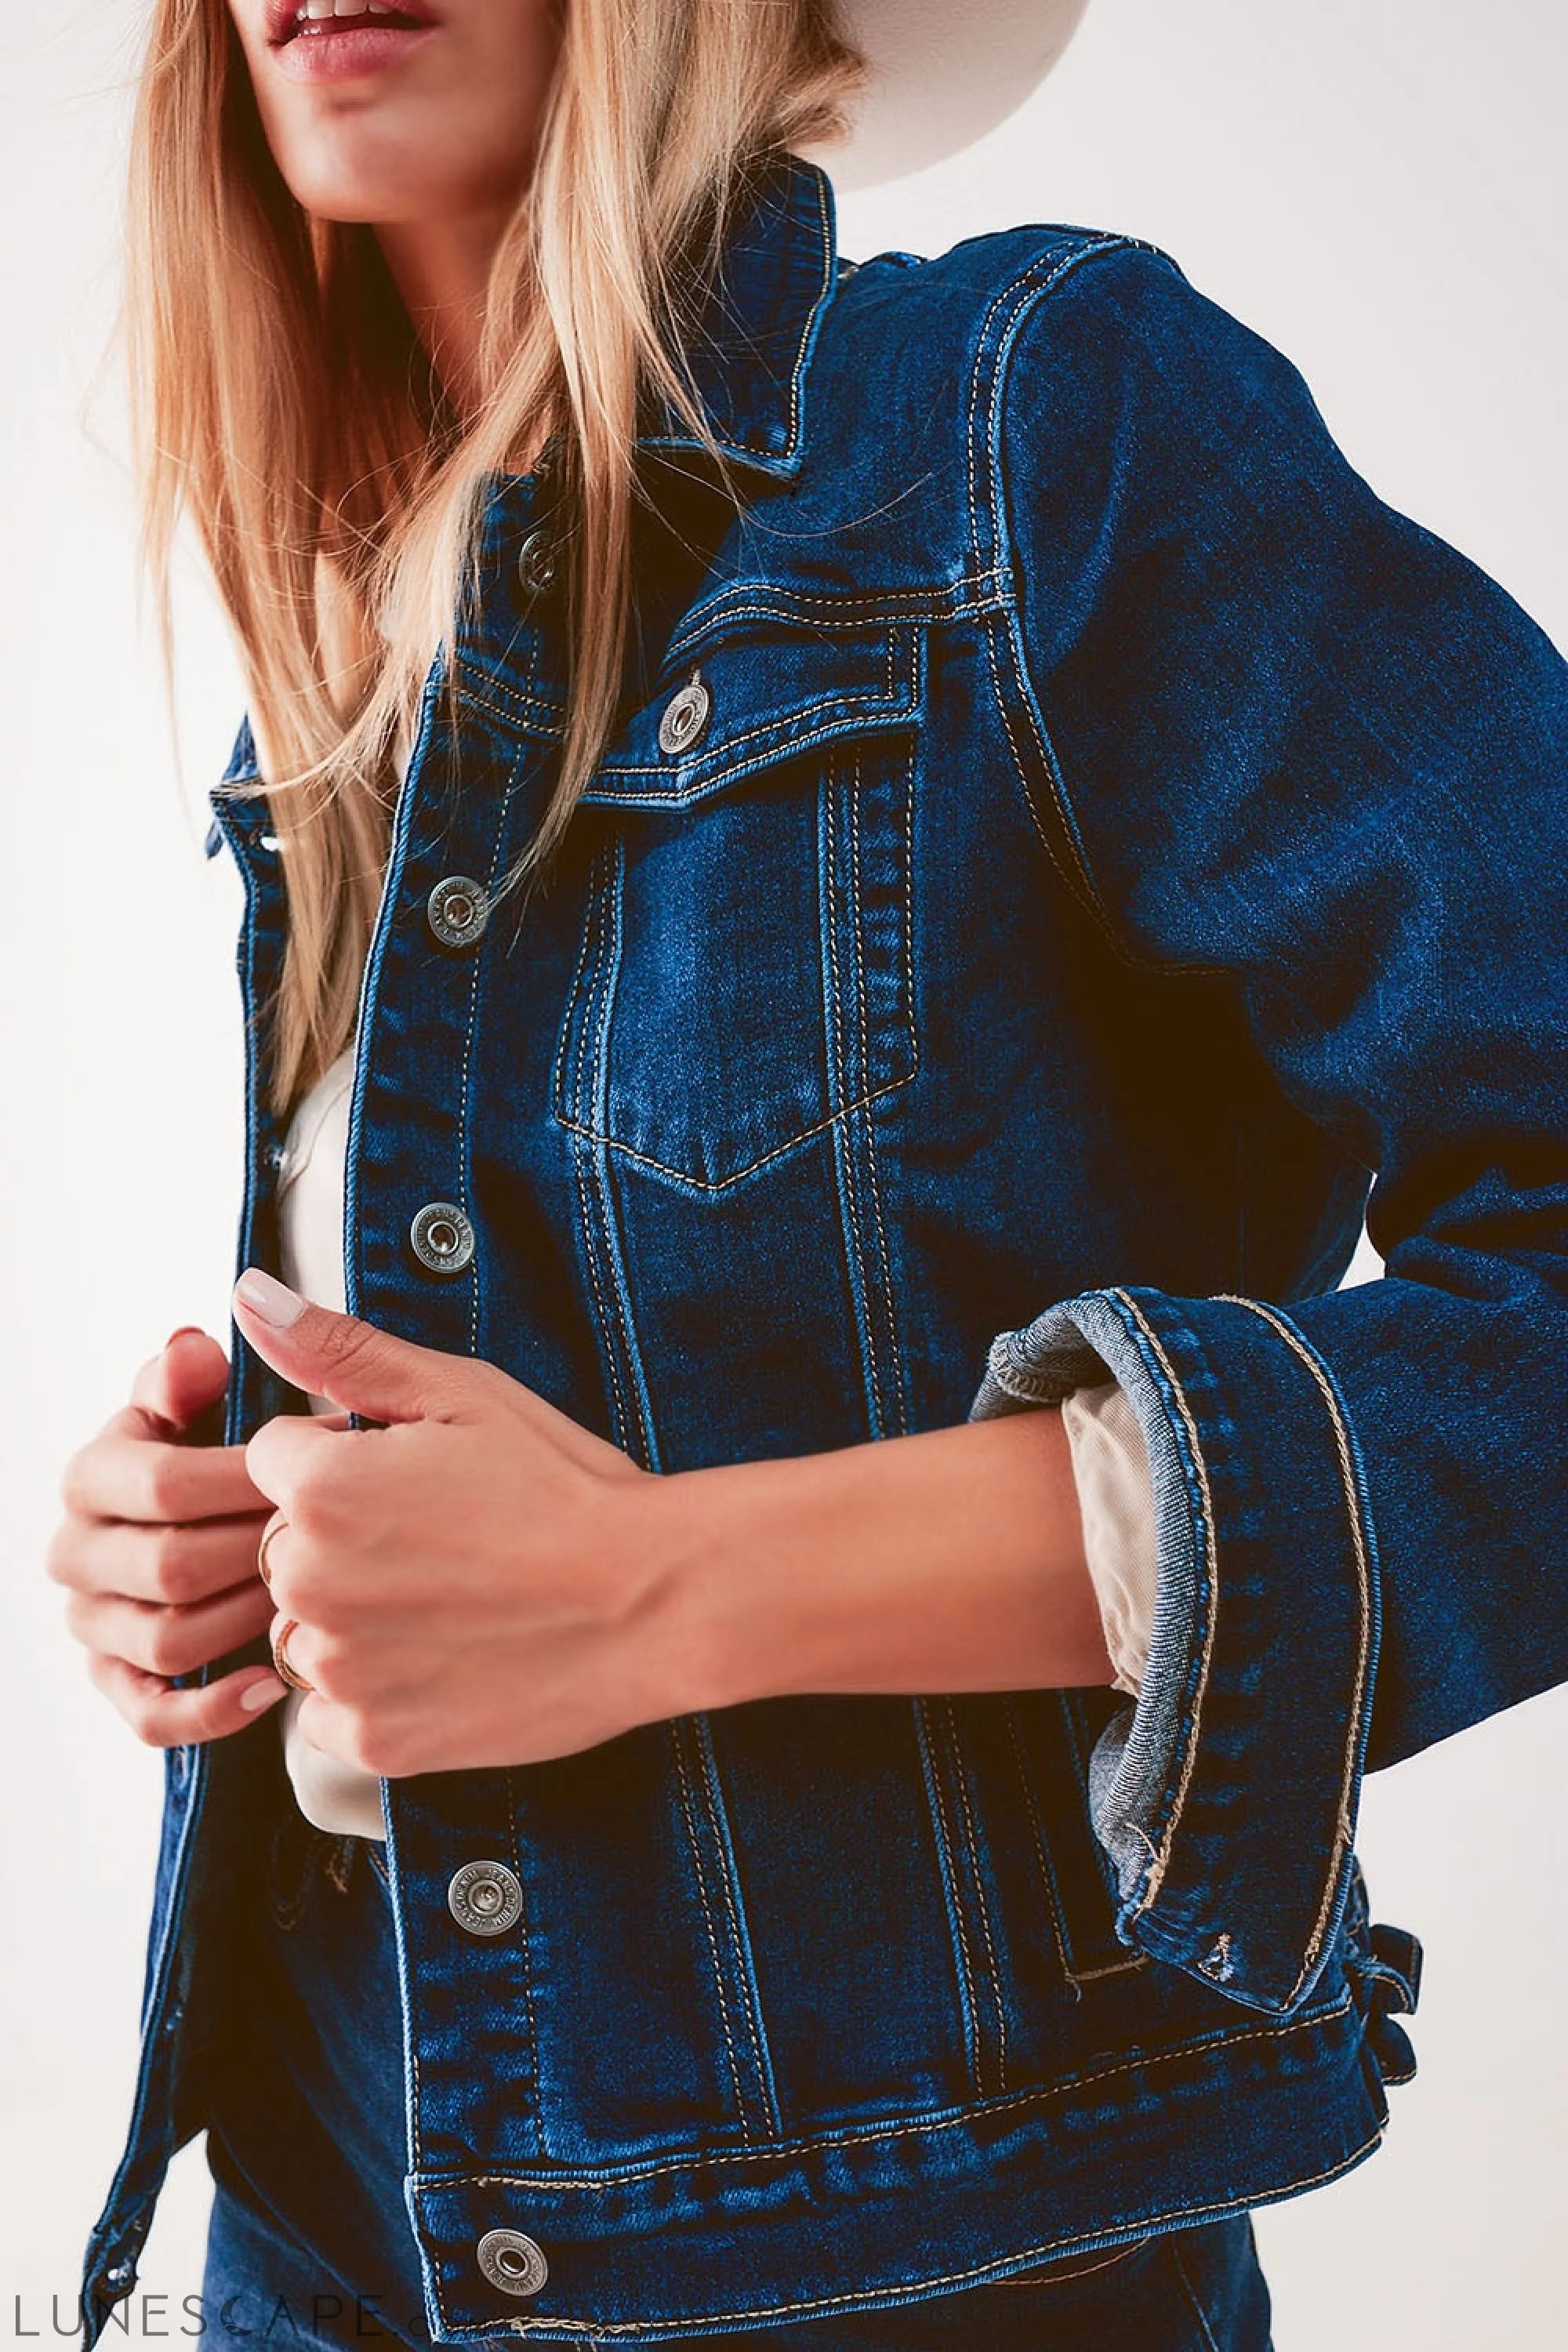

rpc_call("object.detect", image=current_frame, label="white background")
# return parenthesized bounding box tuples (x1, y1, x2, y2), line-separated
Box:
(3, 3, 1564, 2345)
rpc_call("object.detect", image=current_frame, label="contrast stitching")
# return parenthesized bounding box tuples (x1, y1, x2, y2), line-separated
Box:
(664, 578, 1005, 653)
(1214, 1294, 1375, 2007)
(941, 1697, 1010, 2093)
(1056, 1696, 1149, 1981)
(1003, 1700, 1075, 1985)
(914, 1697, 985, 2092)
(554, 1075, 915, 1191)
(585, 646, 912, 805)
(1105, 1289, 1220, 1914)
(692, 1715, 782, 2137)
(451, 691, 566, 751)
(821, 769, 887, 1430)
(1062, 1954, 1152, 1984)
(967, 241, 1232, 979)
(601, 684, 893, 776)
(1003, 1700, 1147, 1989)
(667, 1722, 754, 2140)
(980, 612, 1097, 913)
(549, 836, 604, 1123)
(463, 742, 527, 1357)
(779, 162, 833, 456)
(850, 743, 914, 1436)
(567, 855, 634, 1453)
(435, 2118, 1382, 2339)
(989, 2239, 1152, 2288)
(601, 628, 900, 771)
(965, 244, 1134, 932)
(434, 1987, 1353, 2187)
(586, 849, 658, 1467)
(503, 1768, 546, 2165)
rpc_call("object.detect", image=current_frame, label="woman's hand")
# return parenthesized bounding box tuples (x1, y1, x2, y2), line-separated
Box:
(49, 1330, 290, 1744)
(233, 1269, 681, 1777)
(232, 1264, 1112, 1782)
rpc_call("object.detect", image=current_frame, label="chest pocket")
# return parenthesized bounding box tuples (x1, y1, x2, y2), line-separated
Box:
(552, 620, 925, 1192)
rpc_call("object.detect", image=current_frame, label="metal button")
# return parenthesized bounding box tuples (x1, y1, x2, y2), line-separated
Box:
(475, 2227, 549, 2298)
(408, 1201, 475, 1276)
(517, 528, 557, 601)
(426, 874, 490, 950)
(657, 672, 711, 757)
(447, 1857, 524, 1937)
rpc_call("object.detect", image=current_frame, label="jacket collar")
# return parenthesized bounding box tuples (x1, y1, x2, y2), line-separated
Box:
(633, 149, 843, 480)
(207, 153, 844, 829)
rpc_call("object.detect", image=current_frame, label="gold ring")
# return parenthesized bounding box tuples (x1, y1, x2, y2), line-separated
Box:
(269, 1616, 314, 1694)
(256, 1512, 286, 1590)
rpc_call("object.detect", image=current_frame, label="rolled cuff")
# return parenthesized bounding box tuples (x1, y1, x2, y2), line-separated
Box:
(968, 1282, 1379, 2016)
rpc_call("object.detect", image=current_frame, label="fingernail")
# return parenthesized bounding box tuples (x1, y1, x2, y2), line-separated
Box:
(165, 1325, 206, 1350)
(239, 1673, 290, 1712)
(235, 1268, 307, 1327)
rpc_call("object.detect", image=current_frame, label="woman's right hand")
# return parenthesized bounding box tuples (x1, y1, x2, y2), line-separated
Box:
(48, 1328, 290, 1746)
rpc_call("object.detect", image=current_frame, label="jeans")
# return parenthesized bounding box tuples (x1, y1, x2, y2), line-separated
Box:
(201, 1809, 1275, 2350)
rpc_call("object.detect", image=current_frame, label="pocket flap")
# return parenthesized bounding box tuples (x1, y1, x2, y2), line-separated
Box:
(579, 622, 924, 810)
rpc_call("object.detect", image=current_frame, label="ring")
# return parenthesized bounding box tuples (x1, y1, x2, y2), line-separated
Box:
(256, 1512, 287, 1590)
(269, 1616, 314, 1694)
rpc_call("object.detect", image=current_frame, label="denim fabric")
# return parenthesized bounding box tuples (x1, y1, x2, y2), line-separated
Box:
(84, 140, 1559, 2339)
(199, 1818, 1273, 2349)
(202, 2178, 1272, 2351)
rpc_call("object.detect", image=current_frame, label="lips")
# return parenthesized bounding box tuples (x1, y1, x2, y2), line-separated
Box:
(264, 0, 437, 45)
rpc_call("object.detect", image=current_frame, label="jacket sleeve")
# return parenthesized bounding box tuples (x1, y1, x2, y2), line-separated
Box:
(969, 238, 1568, 2016)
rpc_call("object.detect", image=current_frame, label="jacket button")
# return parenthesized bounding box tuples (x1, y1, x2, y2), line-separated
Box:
(408, 1202, 475, 1276)
(657, 672, 710, 756)
(447, 1857, 524, 1936)
(517, 528, 557, 601)
(475, 2227, 549, 2297)
(426, 874, 489, 950)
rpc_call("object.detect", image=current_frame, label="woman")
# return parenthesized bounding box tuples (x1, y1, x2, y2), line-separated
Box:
(51, 0, 1568, 2344)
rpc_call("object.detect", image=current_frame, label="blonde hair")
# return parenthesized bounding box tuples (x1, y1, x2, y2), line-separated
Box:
(126, 0, 865, 1117)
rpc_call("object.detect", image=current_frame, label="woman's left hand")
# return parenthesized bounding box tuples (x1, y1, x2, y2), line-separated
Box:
(232, 1267, 706, 1777)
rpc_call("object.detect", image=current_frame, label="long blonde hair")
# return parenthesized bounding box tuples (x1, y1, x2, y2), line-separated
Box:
(126, 0, 865, 1117)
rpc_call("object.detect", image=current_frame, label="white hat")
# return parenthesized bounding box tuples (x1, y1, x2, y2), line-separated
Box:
(794, 0, 1091, 191)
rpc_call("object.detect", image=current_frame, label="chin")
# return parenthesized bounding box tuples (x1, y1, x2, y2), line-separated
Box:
(272, 137, 428, 225)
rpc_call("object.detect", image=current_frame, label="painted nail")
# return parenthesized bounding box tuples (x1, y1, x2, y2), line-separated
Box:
(234, 1268, 307, 1327)
(239, 1673, 290, 1712)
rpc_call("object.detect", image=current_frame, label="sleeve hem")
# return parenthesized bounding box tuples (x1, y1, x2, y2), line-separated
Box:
(971, 1283, 1381, 2015)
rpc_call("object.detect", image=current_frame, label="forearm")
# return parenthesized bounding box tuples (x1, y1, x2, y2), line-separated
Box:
(662, 1410, 1116, 1714)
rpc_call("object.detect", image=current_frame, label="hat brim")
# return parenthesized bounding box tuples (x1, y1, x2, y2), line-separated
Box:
(793, 0, 1091, 191)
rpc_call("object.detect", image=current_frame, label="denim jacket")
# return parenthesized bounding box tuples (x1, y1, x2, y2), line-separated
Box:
(82, 146, 1568, 2342)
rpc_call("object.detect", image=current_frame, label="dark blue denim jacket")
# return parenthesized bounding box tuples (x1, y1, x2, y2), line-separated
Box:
(83, 146, 1568, 2341)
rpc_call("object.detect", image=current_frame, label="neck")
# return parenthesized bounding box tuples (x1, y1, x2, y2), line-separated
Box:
(376, 208, 514, 426)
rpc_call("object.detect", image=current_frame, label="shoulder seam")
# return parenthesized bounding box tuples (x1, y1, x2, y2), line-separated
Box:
(966, 233, 1229, 984)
